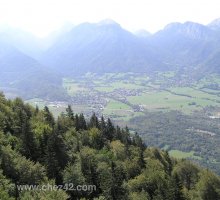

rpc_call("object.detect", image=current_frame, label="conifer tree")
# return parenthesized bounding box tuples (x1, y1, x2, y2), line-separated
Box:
(79, 113, 87, 130)
(105, 118, 115, 141)
(75, 114, 80, 131)
(43, 106, 55, 127)
(89, 113, 100, 129)
(169, 174, 185, 200)
(66, 105, 74, 121)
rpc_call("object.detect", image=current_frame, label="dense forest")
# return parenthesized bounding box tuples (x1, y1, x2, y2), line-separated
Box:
(0, 92, 220, 200)
(129, 109, 220, 175)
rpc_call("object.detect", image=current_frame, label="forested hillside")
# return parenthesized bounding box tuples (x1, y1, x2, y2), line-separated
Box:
(0, 92, 220, 200)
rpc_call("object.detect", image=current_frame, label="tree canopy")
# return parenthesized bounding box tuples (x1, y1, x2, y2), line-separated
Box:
(0, 92, 220, 199)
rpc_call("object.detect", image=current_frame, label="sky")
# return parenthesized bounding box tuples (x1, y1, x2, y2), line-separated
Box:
(0, 0, 219, 37)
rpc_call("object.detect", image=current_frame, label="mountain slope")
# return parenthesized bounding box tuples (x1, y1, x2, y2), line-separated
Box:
(0, 26, 44, 59)
(1, 18, 220, 95)
(208, 18, 220, 31)
(0, 24, 74, 59)
(41, 20, 166, 75)
(150, 21, 219, 70)
(0, 41, 68, 100)
(0, 93, 220, 199)
(41, 19, 220, 76)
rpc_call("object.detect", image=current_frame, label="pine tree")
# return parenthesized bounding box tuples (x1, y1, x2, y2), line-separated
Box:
(18, 107, 38, 160)
(34, 105, 39, 115)
(75, 114, 80, 131)
(115, 125, 122, 140)
(105, 118, 115, 141)
(89, 113, 100, 129)
(66, 105, 74, 121)
(169, 174, 185, 200)
(46, 127, 68, 184)
(110, 161, 127, 200)
(79, 113, 87, 130)
(43, 106, 55, 127)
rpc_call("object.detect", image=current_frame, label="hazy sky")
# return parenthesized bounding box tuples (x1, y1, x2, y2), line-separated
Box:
(0, 0, 219, 37)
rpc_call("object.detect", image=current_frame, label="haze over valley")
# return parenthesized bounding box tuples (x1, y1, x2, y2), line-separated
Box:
(1, 18, 220, 178)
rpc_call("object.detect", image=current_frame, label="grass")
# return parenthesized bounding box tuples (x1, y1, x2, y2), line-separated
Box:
(103, 99, 138, 121)
(201, 88, 220, 94)
(63, 78, 88, 96)
(127, 91, 195, 113)
(127, 88, 220, 114)
(170, 87, 220, 101)
(115, 111, 144, 120)
(94, 78, 145, 92)
(25, 98, 46, 109)
(111, 81, 144, 90)
(35, 72, 220, 119)
(103, 99, 132, 116)
(106, 99, 131, 110)
(26, 98, 66, 118)
(169, 150, 202, 160)
(95, 86, 115, 92)
(169, 150, 194, 158)
(26, 98, 91, 118)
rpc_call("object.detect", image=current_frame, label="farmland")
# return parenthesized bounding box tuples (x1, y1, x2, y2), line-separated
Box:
(26, 72, 220, 120)
(25, 72, 220, 174)
(169, 150, 202, 160)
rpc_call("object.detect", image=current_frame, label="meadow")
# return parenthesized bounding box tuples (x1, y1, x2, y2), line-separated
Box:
(26, 72, 220, 120)
(25, 72, 220, 174)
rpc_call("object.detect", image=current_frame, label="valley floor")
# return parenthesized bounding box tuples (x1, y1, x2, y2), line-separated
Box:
(25, 72, 220, 174)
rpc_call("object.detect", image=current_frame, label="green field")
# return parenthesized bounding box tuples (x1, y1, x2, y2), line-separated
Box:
(26, 98, 46, 109)
(63, 78, 88, 96)
(127, 91, 199, 113)
(103, 99, 133, 120)
(105, 99, 131, 110)
(94, 81, 145, 92)
(169, 150, 202, 160)
(170, 87, 220, 101)
(126, 85, 220, 114)
(95, 86, 115, 92)
(31, 72, 220, 119)
(25, 72, 220, 174)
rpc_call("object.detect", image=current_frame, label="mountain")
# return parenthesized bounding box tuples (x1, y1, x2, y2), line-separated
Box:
(1, 18, 220, 100)
(208, 18, 220, 31)
(0, 26, 45, 59)
(150, 21, 219, 71)
(40, 22, 75, 49)
(41, 20, 166, 76)
(41, 19, 220, 77)
(134, 29, 151, 38)
(0, 40, 68, 100)
(201, 49, 220, 74)
(0, 23, 75, 59)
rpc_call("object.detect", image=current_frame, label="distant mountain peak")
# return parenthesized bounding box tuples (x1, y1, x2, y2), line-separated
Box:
(162, 21, 213, 40)
(134, 29, 151, 38)
(183, 21, 207, 29)
(164, 21, 204, 30)
(97, 19, 120, 27)
(164, 22, 182, 30)
(208, 18, 220, 30)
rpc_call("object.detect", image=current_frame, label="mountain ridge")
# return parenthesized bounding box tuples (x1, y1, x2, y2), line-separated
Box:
(41, 20, 166, 75)
(1, 18, 220, 100)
